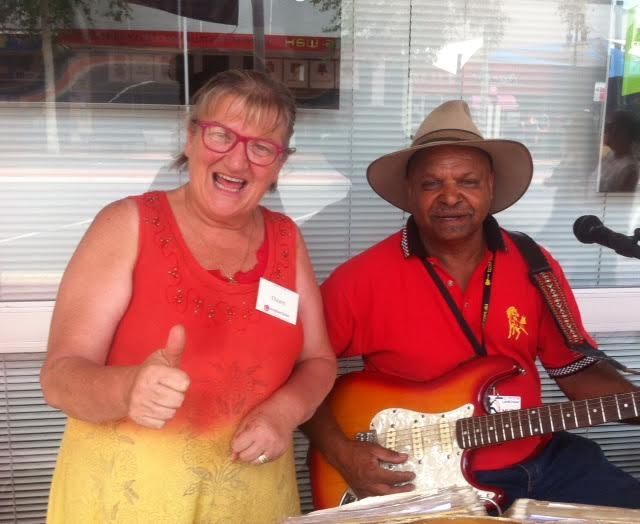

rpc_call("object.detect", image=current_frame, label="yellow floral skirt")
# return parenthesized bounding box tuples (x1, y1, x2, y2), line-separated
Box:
(47, 418, 300, 524)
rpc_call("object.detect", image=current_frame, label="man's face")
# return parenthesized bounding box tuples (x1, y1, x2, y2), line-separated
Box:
(406, 145, 494, 247)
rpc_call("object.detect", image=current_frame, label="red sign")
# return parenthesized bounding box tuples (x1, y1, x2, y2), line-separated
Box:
(57, 29, 337, 54)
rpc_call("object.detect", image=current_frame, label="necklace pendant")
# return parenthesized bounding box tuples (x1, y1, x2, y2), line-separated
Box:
(227, 275, 237, 284)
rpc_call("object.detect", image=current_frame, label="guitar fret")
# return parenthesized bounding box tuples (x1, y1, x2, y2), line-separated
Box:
(550, 403, 563, 432)
(465, 419, 470, 448)
(530, 409, 540, 435)
(600, 398, 607, 423)
(616, 396, 622, 420)
(527, 409, 533, 437)
(473, 418, 480, 448)
(537, 409, 543, 434)
(470, 418, 475, 447)
(500, 412, 507, 442)
(586, 400, 592, 426)
(607, 393, 638, 422)
(517, 409, 524, 438)
(464, 419, 469, 447)
(572, 401, 578, 428)
(509, 410, 515, 440)
(548, 404, 555, 432)
(487, 416, 495, 444)
(559, 403, 566, 429)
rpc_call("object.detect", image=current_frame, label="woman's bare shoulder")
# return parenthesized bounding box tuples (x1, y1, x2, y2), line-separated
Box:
(73, 197, 140, 265)
(94, 196, 139, 228)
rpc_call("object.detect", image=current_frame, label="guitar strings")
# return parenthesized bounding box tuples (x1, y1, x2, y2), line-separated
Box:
(366, 392, 640, 449)
(373, 395, 639, 448)
(372, 397, 639, 449)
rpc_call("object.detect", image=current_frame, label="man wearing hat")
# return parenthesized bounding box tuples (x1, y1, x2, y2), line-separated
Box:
(303, 100, 640, 509)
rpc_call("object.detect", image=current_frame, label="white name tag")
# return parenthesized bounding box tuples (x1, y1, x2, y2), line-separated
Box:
(256, 277, 299, 325)
(488, 395, 521, 414)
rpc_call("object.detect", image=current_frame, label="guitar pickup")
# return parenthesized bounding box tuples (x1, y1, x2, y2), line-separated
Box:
(439, 416, 453, 455)
(412, 419, 424, 460)
(385, 425, 398, 451)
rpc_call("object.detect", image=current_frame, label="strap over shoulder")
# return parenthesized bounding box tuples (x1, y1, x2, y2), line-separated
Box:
(507, 229, 639, 375)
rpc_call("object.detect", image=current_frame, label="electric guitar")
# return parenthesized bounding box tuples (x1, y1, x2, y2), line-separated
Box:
(308, 356, 640, 509)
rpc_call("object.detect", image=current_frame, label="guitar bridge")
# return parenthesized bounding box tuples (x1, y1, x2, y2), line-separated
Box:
(355, 430, 377, 443)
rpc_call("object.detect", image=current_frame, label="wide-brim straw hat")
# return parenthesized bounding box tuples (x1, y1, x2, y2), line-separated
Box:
(366, 100, 533, 214)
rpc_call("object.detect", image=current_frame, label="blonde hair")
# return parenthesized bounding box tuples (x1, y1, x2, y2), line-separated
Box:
(174, 69, 297, 170)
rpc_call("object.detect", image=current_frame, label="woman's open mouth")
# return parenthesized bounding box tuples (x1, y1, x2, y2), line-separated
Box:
(213, 173, 247, 193)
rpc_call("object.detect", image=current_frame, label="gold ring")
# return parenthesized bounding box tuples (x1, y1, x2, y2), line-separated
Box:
(257, 453, 269, 464)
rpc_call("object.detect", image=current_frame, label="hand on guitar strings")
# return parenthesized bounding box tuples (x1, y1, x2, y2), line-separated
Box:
(334, 439, 416, 499)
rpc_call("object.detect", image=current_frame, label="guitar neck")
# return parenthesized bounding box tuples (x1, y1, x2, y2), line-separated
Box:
(456, 391, 640, 449)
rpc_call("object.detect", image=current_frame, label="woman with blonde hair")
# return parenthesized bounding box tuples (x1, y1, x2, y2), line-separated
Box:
(41, 69, 336, 523)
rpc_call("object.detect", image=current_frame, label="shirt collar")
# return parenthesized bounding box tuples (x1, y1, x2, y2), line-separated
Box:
(401, 215, 505, 259)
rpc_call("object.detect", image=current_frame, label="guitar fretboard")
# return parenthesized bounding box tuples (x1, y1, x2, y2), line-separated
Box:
(456, 391, 640, 449)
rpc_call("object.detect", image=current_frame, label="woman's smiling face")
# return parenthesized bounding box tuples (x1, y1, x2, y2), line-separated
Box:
(184, 94, 289, 223)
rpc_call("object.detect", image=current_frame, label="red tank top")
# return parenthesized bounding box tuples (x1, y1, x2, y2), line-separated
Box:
(108, 191, 304, 432)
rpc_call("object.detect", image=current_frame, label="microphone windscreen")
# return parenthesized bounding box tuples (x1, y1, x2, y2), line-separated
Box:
(573, 215, 603, 244)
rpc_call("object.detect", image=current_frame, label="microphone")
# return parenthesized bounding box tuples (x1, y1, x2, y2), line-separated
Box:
(573, 215, 640, 259)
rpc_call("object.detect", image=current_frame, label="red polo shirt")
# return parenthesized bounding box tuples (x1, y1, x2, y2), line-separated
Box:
(321, 216, 597, 471)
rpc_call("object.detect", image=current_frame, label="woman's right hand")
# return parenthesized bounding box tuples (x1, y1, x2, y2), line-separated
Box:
(127, 324, 191, 429)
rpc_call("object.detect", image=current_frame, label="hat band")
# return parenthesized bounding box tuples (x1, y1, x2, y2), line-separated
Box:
(413, 129, 483, 146)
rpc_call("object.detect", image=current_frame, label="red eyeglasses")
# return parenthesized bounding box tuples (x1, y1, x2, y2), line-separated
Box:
(195, 120, 295, 166)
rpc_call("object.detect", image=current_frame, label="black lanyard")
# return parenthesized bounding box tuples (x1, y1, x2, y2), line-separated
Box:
(421, 252, 496, 357)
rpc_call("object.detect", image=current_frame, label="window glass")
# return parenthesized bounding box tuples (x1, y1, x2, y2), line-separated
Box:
(1, 0, 639, 304)
(0, 1, 339, 107)
(0, 0, 344, 300)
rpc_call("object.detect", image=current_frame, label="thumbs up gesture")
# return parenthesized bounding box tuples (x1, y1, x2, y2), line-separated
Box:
(127, 324, 191, 429)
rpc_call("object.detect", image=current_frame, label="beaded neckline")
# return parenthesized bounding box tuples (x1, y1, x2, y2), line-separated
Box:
(139, 191, 294, 327)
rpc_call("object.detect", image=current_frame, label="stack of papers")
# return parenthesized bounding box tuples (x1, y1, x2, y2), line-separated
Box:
(282, 487, 489, 523)
(505, 498, 640, 523)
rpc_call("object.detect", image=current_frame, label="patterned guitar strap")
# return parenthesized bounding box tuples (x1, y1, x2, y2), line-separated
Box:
(508, 230, 640, 376)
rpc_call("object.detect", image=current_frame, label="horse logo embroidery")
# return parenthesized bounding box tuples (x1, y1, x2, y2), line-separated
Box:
(506, 306, 528, 340)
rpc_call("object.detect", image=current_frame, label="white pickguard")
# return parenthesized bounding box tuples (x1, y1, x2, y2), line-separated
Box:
(369, 405, 494, 500)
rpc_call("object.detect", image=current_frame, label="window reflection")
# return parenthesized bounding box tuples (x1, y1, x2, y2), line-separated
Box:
(598, 2, 640, 194)
(0, 1, 340, 108)
(0, 0, 343, 301)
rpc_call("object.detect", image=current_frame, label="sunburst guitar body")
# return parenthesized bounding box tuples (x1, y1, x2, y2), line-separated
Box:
(308, 356, 640, 510)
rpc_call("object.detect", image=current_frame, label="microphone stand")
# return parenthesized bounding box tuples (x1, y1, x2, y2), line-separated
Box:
(630, 228, 640, 260)
(610, 226, 640, 259)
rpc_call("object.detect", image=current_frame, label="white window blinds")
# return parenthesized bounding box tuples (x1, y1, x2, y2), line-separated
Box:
(2, 0, 640, 522)
(2, 1, 638, 298)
